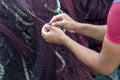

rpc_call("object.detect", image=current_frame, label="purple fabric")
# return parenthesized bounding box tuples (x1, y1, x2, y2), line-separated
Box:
(0, 0, 112, 80)
(72, 0, 112, 52)
(72, 0, 112, 24)
(0, 24, 31, 57)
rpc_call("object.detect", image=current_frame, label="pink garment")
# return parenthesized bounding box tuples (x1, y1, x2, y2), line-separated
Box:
(106, 3, 120, 44)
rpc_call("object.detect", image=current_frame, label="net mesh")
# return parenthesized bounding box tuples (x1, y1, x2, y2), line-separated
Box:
(0, 0, 112, 80)
(30, 0, 96, 80)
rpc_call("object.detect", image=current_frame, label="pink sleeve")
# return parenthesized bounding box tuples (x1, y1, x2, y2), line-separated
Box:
(106, 3, 120, 44)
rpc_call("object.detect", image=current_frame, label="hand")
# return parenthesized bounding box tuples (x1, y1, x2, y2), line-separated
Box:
(41, 24, 67, 44)
(50, 13, 78, 33)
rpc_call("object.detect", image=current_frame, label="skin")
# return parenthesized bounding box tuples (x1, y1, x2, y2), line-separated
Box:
(41, 14, 120, 76)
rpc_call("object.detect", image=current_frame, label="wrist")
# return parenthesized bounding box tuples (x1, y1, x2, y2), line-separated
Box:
(74, 22, 86, 33)
(62, 35, 71, 46)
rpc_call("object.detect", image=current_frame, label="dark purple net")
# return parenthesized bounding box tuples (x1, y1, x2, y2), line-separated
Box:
(0, 0, 112, 80)
(30, 0, 95, 80)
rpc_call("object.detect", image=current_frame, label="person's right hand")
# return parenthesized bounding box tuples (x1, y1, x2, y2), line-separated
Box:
(49, 13, 78, 33)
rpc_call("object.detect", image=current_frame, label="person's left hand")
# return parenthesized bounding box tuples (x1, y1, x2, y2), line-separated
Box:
(41, 24, 67, 44)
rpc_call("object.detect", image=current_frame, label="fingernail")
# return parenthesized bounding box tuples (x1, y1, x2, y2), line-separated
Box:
(51, 23, 55, 26)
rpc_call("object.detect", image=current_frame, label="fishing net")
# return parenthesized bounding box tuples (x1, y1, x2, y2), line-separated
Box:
(0, 0, 112, 80)
(30, 0, 96, 80)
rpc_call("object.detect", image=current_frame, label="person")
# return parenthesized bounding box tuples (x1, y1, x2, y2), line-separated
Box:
(41, 0, 120, 77)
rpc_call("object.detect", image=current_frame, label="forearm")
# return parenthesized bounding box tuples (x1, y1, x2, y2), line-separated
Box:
(74, 22, 107, 41)
(63, 36, 114, 75)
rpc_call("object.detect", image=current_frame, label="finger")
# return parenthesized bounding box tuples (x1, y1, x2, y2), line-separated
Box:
(49, 14, 63, 23)
(51, 21, 64, 27)
(41, 25, 49, 32)
(41, 24, 52, 37)
(41, 26, 47, 37)
(45, 24, 55, 30)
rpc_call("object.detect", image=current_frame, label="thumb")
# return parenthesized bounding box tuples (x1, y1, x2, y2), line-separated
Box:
(44, 24, 54, 31)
